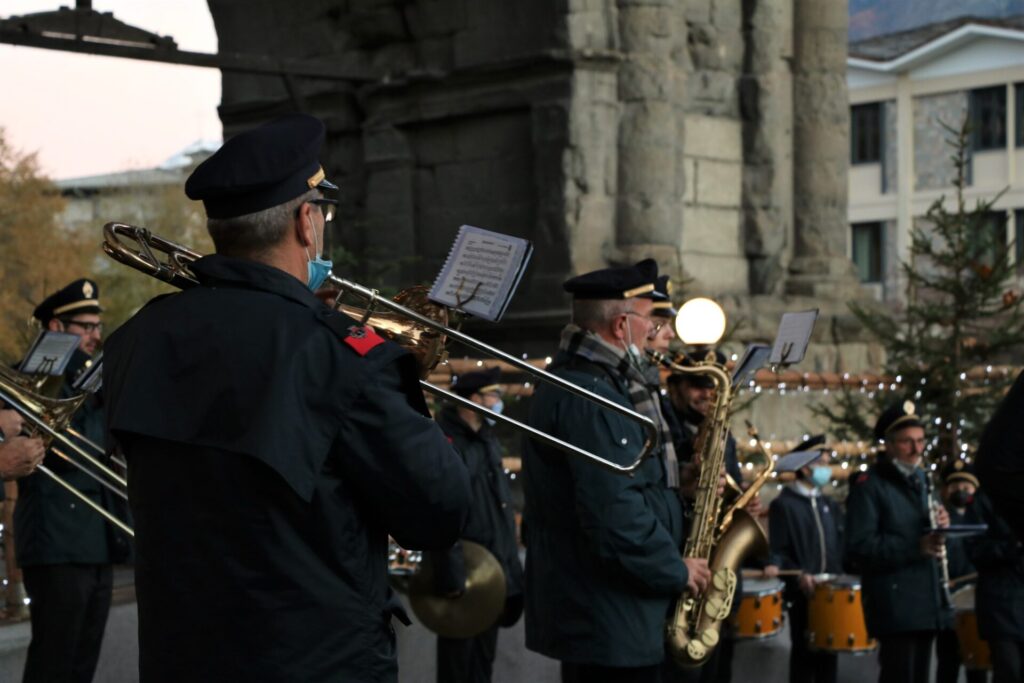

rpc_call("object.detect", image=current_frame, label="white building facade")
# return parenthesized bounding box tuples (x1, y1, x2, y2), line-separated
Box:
(847, 18, 1024, 301)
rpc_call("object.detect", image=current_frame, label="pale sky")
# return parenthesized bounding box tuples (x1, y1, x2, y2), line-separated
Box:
(0, 1, 221, 180)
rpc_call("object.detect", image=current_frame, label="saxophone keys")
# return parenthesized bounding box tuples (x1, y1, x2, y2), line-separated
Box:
(701, 628, 720, 647)
(687, 640, 707, 660)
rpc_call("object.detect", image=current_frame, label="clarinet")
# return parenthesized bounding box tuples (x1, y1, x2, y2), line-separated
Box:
(926, 473, 953, 608)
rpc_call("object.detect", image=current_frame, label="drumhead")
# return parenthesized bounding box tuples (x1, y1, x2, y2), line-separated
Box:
(951, 585, 975, 611)
(743, 577, 784, 595)
(813, 573, 861, 589)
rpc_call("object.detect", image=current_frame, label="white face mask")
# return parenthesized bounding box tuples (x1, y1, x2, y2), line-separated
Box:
(621, 316, 644, 366)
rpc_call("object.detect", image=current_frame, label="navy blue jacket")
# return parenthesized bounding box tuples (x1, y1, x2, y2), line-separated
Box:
(523, 352, 687, 667)
(768, 484, 843, 601)
(966, 490, 1024, 641)
(845, 457, 953, 636)
(431, 406, 524, 620)
(104, 255, 471, 683)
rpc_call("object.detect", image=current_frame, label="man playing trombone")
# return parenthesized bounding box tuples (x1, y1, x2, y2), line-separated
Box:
(15, 278, 130, 683)
(103, 114, 472, 683)
(0, 410, 44, 481)
(522, 260, 710, 683)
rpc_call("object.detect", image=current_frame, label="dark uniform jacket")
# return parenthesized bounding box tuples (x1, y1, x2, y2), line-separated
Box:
(845, 457, 953, 637)
(965, 490, 1024, 641)
(103, 255, 471, 683)
(522, 353, 687, 668)
(14, 351, 130, 566)
(945, 506, 975, 583)
(431, 406, 525, 619)
(976, 369, 1024, 543)
(768, 484, 843, 601)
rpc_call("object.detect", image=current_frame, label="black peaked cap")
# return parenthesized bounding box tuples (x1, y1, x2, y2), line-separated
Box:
(452, 367, 502, 398)
(185, 113, 338, 219)
(874, 400, 925, 441)
(564, 258, 666, 301)
(33, 278, 102, 322)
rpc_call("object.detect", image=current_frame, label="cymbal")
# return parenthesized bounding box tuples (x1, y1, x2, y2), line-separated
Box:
(408, 540, 506, 638)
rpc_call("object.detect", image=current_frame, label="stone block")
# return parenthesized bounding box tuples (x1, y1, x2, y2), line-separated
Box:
(364, 126, 412, 165)
(680, 252, 748, 293)
(684, 157, 697, 203)
(711, 0, 743, 29)
(682, 205, 742, 256)
(695, 158, 742, 207)
(402, 0, 465, 37)
(569, 193, 617, 269)
(567, 9, 614, 50)
(685, 115, 742, 161)
(617, 196, 683, 245)
(687, 70, 738, 114)
(618, 57, 681, 102)
(686, 0, 713, 25)
(619, 5, 679, 55)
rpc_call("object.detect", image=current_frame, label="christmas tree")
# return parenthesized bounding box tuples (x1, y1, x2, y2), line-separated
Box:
(815, 121, 1024, 468)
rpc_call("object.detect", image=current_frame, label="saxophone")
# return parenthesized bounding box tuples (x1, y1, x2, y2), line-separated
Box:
(651, 350, 772, 667)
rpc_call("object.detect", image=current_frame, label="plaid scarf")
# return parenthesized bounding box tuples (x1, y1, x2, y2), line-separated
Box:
(558, 324, 679, 488)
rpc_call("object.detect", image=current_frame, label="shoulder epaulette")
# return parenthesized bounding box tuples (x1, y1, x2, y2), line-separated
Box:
(342, 324, 386, 356)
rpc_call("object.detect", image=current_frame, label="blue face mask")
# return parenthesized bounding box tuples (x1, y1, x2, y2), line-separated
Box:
(490, 400, 504, 416)
(305, 220, 333, 291)
(810, 465, 832, 488)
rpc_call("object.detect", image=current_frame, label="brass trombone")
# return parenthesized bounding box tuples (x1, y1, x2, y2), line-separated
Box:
(0, 365, 133, 537)
(102, 222, 659, 474)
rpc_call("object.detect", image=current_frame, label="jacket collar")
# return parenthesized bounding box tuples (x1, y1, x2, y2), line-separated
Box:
(191, 254, 322, 311)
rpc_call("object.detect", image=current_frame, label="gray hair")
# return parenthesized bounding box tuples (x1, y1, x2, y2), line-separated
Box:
(206, 190, 317, 258)
(571, 298, 632, 331)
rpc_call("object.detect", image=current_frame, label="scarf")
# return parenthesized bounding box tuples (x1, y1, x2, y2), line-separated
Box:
(558, 324, 679, 487)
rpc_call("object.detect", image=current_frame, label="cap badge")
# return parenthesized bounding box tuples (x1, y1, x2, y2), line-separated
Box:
(82, 281, 94, 298)
(307, 167, 326, 189)
(903, 400, 915, 415)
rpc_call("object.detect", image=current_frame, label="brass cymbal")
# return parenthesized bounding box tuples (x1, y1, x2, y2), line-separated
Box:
(407, 540, 506, 638)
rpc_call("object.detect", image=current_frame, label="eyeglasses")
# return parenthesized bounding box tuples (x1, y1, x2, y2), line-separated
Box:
(892, 436, 927, 448)
(62, 319, 103, 333)
(624, 310, 654, 326)
(296, 198, 338, 223)
(310, 198, 337, 222)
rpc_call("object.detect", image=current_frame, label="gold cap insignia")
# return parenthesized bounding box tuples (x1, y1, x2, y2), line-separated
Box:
(307, 167, 326, 189)
(955, 460, 964, 470)
(903, 400, 915, 415)
(82, 281, 94, 298)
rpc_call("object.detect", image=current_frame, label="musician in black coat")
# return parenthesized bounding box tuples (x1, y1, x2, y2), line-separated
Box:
(975, 369, 1024, 544)
(844, 402, 952, 683)
(16, 279, 130, 683)
(430, 368, 524, 683)
(104, 115, 471, 683)
(764, 439, 843, 683)
(935, 462, 986, 683)
(966, 489, 1024, 683)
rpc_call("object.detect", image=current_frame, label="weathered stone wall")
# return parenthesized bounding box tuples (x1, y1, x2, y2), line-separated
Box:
(882, 218, 902, 302)
(914, 91, 969, 190)
(206, 0, 871, 360)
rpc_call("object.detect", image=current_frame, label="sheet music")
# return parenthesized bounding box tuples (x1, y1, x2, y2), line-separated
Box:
(19, 331, 80, 376)
(428, 225, 533, 322)
(769, 309, 819, 366)
(731, 343, 771, 388)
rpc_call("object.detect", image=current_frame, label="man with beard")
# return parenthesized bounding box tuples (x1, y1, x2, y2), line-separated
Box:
(16, 279, 131, 683)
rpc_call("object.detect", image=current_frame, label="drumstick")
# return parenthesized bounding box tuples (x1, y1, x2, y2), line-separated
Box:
(741, 568, 802, 578)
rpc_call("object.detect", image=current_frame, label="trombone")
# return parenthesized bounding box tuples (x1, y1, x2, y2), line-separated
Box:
(0, 366, 133, 537)
(103, 222, 659, 474)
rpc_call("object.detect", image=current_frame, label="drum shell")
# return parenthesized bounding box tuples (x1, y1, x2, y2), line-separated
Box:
(952, 585, 992, 671)
(806, 574, 877, 654)
(731, 577, 784, 640)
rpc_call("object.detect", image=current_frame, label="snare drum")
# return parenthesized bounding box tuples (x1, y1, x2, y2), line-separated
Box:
(806, 574, 877, 653)
(951, 585, 991, 670)
(731, 577, 784, 639)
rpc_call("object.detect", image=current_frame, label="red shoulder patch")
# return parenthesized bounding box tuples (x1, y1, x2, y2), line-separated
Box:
(343, 324, 386, 356)
(855, 473, 869, 484)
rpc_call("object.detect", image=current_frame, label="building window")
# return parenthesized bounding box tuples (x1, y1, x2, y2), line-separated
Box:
(851, 222, 883, 283)
(971, 211, 1008, 267)
(851, 103, 882, 164)
(970, 86, 1007, 151)
(1017, 85, 1024, 147)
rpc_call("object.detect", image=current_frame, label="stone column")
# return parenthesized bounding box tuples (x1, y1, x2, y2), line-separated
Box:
(741, 0, 794, 295)
(614, 0, 687, 270)
(786, 0, 858, 297)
